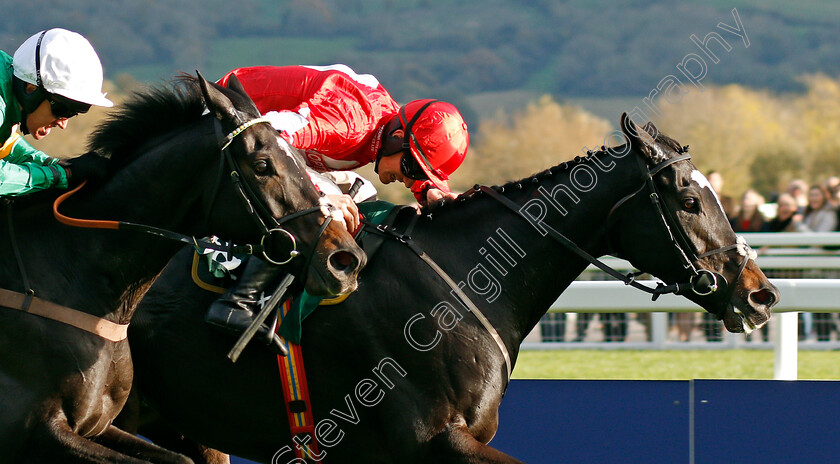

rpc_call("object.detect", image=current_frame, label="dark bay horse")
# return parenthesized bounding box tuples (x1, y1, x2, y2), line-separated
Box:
(0, 74, 364, 463)
(125, 114, 779, 463)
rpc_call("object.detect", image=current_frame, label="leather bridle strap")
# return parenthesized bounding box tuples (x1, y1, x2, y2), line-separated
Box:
(478, 186, 689, 299)
(53, 181, 264, 256)
(212, 118, 329, 265)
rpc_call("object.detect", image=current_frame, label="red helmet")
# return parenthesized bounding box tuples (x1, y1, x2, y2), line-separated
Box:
(399, 99, 469, 191)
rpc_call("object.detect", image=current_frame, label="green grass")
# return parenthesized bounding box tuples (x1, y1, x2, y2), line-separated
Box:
(513, 350, 840, 380)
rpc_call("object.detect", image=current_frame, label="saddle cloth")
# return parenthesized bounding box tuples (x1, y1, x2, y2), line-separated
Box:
(192, 200, 406, 343)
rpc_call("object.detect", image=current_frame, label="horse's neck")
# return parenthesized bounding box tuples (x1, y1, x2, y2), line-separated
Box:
(91, 127, 213, 229)
(416, 151, 642, 351)
(38, 125, 216, 319)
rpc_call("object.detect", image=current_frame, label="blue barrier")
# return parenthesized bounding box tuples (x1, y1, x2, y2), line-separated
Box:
(492, 380, 688, 463)
(229, 379, 839, 463)
(493, 379, 840, 464)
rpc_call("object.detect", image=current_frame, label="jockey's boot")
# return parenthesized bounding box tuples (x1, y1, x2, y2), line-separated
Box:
(205, 258, 289, 357)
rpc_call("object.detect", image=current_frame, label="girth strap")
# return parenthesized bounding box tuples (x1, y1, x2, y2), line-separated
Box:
(363, 221, 512, 384)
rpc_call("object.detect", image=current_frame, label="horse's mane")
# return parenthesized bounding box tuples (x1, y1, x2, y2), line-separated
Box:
(421, 124, 688, 215)
(86, 75, 206, 172)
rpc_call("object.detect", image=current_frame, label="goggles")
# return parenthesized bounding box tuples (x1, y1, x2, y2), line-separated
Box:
(47, 93, 91, 119)
(399, 151, 429, 180)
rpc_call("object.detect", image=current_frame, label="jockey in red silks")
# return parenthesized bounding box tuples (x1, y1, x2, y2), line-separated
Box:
(207, 64, 470, 351)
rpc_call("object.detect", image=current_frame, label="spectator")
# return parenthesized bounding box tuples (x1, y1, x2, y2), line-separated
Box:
(749, 194, 798, 343)
(761, 193, 798, 232)
(825, 176, 840, 207)
(731, 189, 766, 232)
(794, 185, 837, 232)
(793, 185, 838, 341)
(601, 313, 627, 342)
(786, 179, 809, 214)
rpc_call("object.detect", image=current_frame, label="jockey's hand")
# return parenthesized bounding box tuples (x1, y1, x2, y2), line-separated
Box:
(58, 152, 109, 185)
(425, 188, 458, 204)
(325, 194, 360, 233)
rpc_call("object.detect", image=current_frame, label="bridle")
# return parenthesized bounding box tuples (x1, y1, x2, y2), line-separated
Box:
(360, 150, 754, 387)
(53, 114, 333, 270)
(608, 153, 754, 307)
(480, 151, 755, 316)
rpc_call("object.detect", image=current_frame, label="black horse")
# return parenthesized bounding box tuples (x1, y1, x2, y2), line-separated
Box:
(0, 74, 364, 463)
(125, 114, 779, 463)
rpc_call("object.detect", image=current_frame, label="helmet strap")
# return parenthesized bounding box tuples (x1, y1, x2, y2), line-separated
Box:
(399, 100, 438, 170)
(12, 31, 49, 132)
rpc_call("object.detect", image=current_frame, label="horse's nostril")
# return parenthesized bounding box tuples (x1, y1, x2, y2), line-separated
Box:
(329, 250, 358, 273)
(750, 288, 776, 307)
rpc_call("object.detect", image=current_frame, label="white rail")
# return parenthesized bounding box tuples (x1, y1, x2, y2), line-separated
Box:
(521, 279, 839, 380)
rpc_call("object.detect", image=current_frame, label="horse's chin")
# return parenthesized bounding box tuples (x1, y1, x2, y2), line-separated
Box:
(304, 265, 358, 297)
(720, 303, 770, 334)
(722, 308, 747, 334)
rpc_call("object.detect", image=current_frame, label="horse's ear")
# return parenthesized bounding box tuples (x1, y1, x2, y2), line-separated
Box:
(220, 73, 262, 116)
(642, 121, 659, 138)
(620, 112, 655, 160)
(196, 71, 237, 122)
(224, 74, 248, 98)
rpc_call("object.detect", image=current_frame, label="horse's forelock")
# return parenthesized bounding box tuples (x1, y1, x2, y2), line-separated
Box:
(651, 130, 684, 156)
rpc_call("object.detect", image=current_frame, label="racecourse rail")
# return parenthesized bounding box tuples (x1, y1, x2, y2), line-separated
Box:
(522, 232, 840, 380)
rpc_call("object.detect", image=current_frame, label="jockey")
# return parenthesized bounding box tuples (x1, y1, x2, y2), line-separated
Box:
(206, 64, 470, 348)
(1, 28, 113, 197)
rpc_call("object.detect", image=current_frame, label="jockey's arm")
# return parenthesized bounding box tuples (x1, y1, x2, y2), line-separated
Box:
(307, 169, 379, 233)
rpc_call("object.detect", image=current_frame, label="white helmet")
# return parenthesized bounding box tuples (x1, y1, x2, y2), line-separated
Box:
(13, 28, 113, 108)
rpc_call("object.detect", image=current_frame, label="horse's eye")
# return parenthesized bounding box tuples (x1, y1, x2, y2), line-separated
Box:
(683, 198, 698, 210)
(254, 159, 269, 174)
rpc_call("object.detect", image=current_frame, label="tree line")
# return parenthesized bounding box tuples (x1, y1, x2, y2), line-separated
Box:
(4, 0, 839, 104)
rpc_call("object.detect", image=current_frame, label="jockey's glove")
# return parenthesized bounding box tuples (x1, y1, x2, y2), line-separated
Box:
(59, 152, 109, 185)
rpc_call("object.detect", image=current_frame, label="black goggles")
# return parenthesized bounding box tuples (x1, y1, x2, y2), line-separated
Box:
(47, 94, 91, 119)
(399, 151, 429, 180)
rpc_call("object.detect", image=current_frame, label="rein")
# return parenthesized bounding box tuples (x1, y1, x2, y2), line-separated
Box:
(53, 116, 329, 265)
(480, 153, 754, 312)
(2, 115, 329, 341)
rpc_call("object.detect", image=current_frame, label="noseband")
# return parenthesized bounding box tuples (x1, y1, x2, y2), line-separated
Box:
(479, 152, 754, 313)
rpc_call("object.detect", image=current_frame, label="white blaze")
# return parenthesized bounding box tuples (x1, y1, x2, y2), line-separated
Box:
(690, 170, 726, 214)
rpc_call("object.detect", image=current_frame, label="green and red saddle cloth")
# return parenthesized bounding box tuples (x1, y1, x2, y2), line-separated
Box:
(191, 200, 397, 343)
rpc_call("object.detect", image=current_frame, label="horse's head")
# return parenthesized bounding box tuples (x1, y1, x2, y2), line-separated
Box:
(610, 113, 779, 333)
(197, 73, 365, 296)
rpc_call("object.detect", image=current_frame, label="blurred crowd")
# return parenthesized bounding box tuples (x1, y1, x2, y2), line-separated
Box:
(539, 171, 840, 344)
(716, 173, 840, 234)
